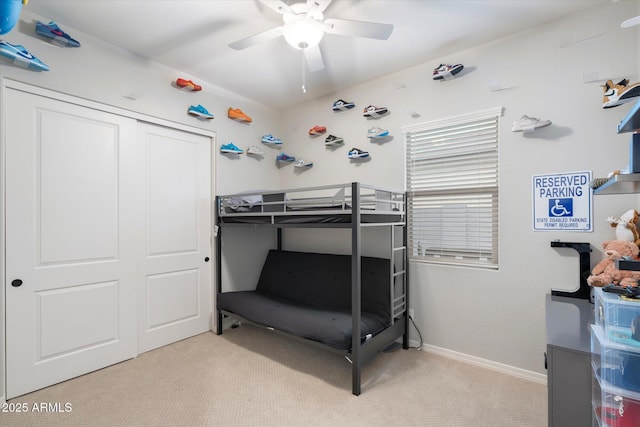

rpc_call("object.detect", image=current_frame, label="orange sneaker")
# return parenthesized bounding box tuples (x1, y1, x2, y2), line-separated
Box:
(228, 107, 252, 122)
(176, 78, 202, 91)
(308, 125, 326, 136)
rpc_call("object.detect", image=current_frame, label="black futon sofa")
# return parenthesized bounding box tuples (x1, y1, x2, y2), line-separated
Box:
(216, 250, 392, 351)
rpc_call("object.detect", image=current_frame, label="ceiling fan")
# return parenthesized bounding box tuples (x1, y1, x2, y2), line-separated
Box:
(228, 0, 394, 72)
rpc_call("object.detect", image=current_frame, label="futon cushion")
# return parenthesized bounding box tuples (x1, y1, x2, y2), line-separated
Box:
(255, 250, 390, 319)
(217, 290, 388, 350)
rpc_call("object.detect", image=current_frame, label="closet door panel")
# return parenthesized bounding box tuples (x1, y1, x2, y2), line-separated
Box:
(137, 123, 212, 353)
(5, 88, 138, 399)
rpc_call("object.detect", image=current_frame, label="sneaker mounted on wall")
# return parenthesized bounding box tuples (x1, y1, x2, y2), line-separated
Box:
(511, 115, 552, 132)
(324, 134, 344, 146)
(332, 99, 355, 111)
(294, 159, 313, 168)
(602, 79, 640, 109)
(308, 125, 327, 136)
(246, 145, 265, 155)
(0, 40, 49, 71)
(348, 148, 370, 159)
(363, 105, 388, 118)
(188, 104, 214, 119)
(35, 21, 81, 47)
(367, 127, 390, 138)
(261, 134, 283, 145)
(432, 63, 464, 80)
(228, 107, 252, 122)
(220, 143, 244, 154)
(276, 153, 295, 163)
(176, 78, 202, 91)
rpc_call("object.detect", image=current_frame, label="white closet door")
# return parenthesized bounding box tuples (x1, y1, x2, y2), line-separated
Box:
(5, 88, 139, 399)
(136, 123, 212, 353)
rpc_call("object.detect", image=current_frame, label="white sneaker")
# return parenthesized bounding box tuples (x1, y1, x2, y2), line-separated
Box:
(294, 159, 313, 168)
(511, 115, 551, 132)
(246, 145, 265, 155)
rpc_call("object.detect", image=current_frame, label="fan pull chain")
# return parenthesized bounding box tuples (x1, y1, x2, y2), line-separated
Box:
(301, 50, 307, 93)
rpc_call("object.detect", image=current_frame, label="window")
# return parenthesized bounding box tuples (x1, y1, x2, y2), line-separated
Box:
(403, 107, 502, 269)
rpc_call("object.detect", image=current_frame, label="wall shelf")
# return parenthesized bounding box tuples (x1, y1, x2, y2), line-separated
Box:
(593, 173, 640, 195)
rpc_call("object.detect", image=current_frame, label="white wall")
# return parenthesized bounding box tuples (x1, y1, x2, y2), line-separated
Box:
(0, 10, 283, 195)
(278, 1, 640, 377)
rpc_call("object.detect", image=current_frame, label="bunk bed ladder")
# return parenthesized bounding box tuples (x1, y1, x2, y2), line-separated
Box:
(390, 224, 407, 325)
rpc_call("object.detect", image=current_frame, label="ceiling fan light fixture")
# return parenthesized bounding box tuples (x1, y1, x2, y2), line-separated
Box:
(282, 18, 325, 49)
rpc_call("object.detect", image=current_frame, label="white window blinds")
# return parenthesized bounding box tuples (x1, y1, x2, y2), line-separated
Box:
(404, 107, 502, 268)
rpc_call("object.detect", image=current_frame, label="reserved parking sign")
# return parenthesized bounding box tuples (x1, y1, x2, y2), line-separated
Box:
(532, 171, 592, 231)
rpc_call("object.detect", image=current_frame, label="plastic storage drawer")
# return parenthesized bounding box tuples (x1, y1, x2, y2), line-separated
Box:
(591, 324, 640, 393)
(592, 373, 640, 427)
(594, 287, 640, 350)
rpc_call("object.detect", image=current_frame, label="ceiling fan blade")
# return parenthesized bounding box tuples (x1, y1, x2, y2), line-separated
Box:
(228, 26, 283, 50)
(304, 45, 324, 72)
(259, 0, 293, 15)
(324, 18, 393, 40)
(621, 15, 640, 28)
(307, 0, 332, 13)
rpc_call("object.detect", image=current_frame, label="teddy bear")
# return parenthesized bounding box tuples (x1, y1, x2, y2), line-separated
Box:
(587, 240, 640, 288)
(607, 209, 640, 247)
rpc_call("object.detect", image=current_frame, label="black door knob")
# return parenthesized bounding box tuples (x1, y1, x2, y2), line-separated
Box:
(11, 279, 22, 287)
(204, 257, 210, 262)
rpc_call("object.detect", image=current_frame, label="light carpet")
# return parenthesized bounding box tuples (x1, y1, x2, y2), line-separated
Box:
(2, 324, 546, 427)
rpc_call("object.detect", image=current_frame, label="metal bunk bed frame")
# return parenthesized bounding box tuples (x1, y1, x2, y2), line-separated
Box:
(215, 182, 409, 395)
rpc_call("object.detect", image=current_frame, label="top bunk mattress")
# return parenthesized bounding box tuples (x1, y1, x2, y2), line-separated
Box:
(217, 183, 405, 224)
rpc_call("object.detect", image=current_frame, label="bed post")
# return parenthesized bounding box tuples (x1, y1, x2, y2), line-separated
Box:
(351, 182, 362, 396)
(277, 227, 282, 250)
(215, 196, 223, 335)
(403, 191, 409, 349)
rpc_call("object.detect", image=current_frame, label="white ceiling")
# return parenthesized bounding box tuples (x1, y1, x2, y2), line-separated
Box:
(26, 0, 611, 109)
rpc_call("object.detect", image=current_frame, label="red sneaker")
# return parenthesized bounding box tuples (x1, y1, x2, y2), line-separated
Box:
(176, 78, 202, 91)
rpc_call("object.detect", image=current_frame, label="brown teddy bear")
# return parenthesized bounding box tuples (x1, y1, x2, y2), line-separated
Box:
(587, 240, 640, 288)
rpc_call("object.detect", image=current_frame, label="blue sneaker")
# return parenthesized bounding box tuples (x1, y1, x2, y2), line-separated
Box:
(276, 153, 295, 163)
(220, 143, 244, 154)
(367, 127, 389, 138)
(35, 21, 81, 47)
(188, 104, 214, 119)
(0, 40, 49, 71)
(261, 134, 283, 145)
(332, 99, 355, 111)
(348, 148, 369, 159)
(0, 0, 23, 35)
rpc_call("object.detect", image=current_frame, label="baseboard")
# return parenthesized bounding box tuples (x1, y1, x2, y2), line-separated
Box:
(412, 340, 547, 385)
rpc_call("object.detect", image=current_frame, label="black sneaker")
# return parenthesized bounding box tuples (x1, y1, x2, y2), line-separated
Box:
(325, 134, 344, 146)
(348, 148, 369, 159)
(433, 63, 464, 80)
(363, 105, 388, 118)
